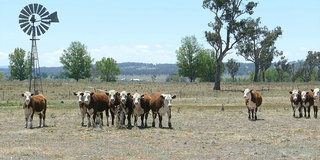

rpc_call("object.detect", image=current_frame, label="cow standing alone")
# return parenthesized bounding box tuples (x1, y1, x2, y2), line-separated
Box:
(243, 89, 262, 121)
(289, 89, 303, 118)
(149, 93, 176, 128)
(22, 91, 47, 129)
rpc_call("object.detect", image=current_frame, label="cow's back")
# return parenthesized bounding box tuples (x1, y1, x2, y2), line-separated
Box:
(251, 90, 262, 107)
(30, 94, 47, 112)
(92, 93, 109, 111)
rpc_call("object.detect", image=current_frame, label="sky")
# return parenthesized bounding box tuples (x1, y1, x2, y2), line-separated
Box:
(0, 0, 319, 67)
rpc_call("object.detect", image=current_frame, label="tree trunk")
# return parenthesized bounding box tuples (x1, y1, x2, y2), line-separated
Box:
(253, 62, 259, 82)
(213, 61, 222, 90)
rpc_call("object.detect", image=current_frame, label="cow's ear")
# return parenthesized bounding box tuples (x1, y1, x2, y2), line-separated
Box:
(73, 92, 77, 96)
(127, 93, 131, 96)
(21, 94, 24, 97)
(90, 92, 94, 96)
(172, 95, 176, 99)
(31, 93, 34, 96)
(289, 91, 293, 94)
(80, 92, 84, 96)
(311, 89, 314, 92)
(306, 92, 309, 95)
(106, 93, 109, 96)
(141, 95, 145, 98)
(241, 90, 244, 93)
(160, 94, 165, 99)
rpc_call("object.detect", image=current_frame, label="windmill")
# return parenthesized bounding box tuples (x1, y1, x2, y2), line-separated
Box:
(18, 3, 59, 95)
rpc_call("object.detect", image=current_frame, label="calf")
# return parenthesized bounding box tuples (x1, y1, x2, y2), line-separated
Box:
(149, 92, 176, 128)
(22, 91, 47, 129)
(131, 93, 151, 128)
(289, 89, 303, 118)
(83, 91, 109, 128)
(243, 89, 262, 121)
(301, 91, 314, 118)
(311, 88, 319, 118)
(73, 91, 91, 126)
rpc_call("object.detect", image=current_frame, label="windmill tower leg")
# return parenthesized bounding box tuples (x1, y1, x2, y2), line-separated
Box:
(29, 36, 43, 95)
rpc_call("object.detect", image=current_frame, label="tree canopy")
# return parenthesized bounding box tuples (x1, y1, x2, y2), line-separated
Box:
(8, 48, 29, 81)
(59, 41, 94, 82)
(96, 57, 121, 82)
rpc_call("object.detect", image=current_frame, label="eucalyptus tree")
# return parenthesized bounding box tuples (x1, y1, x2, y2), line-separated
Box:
(8, 48, 29, 81)
(274, 56, 291, 82)
(60, 41, 94, 82)
(236, 17, 282, 82)
(96, 57, 121, 82)
(203, 0, 258, 90)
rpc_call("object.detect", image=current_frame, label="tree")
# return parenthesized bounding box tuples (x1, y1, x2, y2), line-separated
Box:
(303, 51, 320, 82)
(225, 58, 240, 81)
(236, 18, 282, 82)
(203, 0, 257, 90)
(60, 42, 94, 82)
(96, 57, 121, 82)
(199, 49, 216, 82)
(176, 36, 204, 82)
(274, 56, 291, 82)
(8, 48, 29, 81)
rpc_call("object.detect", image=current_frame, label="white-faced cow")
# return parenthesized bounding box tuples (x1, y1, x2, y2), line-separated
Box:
(243, 89, 262, 121)
(83, 91, 109, 128)
(118, 90, 133, 128)
(106, 90, 120, 126)
(301, 91, 314, 118)
(289, 89, 303, 118)
(311, 88, 319, 118)
(131, 93, 151, 128)
(150, 92, 176, 129)
(22, 91, 47, 129)
(73, 91, 91, 126)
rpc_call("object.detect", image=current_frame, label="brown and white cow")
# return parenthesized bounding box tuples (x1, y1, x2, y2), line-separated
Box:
(106, 90, 120, 126)
(243, 89, 262, 121)
(118, 91, 133, 128)
(301, 91, 314, 118)
(150, 92, 176, 128)
(83, 91, 109, 128)
(289, 89, 303, 118)
(73, 91, 91, 126)
(131, 93, 151, 128)
(311, 88, 319, 118)
(22, 91, 47, 129)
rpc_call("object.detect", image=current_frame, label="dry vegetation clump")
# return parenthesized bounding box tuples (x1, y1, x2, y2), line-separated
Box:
(0, 81, 319, 159)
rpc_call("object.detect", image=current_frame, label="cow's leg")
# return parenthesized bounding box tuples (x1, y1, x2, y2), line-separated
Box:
(140, 115, 144, 127)
(247, 108, 251, 120)
(25, 116, 28, 128)
(292, 106, 296, 117)
(144, 111, 149, 128)
(167, 108, 172, 129)
(81, 109, 85, 126)
(298, 106, 303, 118)
(152, 112, 157, 128)
(133, 115, 137, 126)
(307, 106, 311, 118)
(39, 113, 42, 127)
(43, 110, 46, 127)
(111, 111, 115, 126)
(127, 113, 132, 128)
(86, 111, 91, 127)
(29, 112, 34, 129)
(158, 113, 163, 128)
(313, 106, 318, 118)
(105, 109, 109, 126)
(254, 108, 257, 121)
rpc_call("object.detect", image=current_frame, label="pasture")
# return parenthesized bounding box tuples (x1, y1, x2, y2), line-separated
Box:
(0, 81, 319, 159)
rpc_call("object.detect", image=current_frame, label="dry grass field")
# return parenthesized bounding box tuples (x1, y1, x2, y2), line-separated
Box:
(0, 81, 319, 159)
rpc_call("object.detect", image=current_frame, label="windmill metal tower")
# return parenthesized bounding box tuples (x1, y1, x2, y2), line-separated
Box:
(18, 3, 59, 95)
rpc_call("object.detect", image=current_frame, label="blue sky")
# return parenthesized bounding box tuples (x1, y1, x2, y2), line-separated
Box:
(0, 0, 319, 67)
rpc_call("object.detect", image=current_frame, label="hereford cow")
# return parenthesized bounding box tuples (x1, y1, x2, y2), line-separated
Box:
(131, 93, 151, 128)
(73, 91, 91, 126)
(301, 91, 314, 118)
(118, 91, 133, 128)
(150, 92, 176, 128)
(243, 89, 262, 121)
(83, 91, 109, 128)
(106, 90, 120, 126)
(289, 89, 303, 118)
(22, 91, 47, 129)
(311, 88, 319, 118)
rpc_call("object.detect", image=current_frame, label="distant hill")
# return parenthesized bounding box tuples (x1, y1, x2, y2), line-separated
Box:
(1, 62, 299, 77)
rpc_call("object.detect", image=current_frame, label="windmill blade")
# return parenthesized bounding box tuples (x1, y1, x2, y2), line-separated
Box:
(29, 4, 35, 14)
(38, 24, 47, 34)
(23, 25, 31, 34)
(34, 3, 39, 14)
(40, 10, 49, 18)
(24, 5, 32, 15)
(19, 13, 29, 19)
(19, 19, 29, 24)
(20, 9, 30, 18)
(26, 26, 33, 36)
(36, 26, 41, 36)
(20, 21, 30, 29)
(40, 20, 51, 26)
(38, 4, 46, 16)
(39, 23, 49, 31)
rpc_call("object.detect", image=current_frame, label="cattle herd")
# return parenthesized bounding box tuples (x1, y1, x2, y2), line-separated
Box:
(21, 87, 319, 129)
(22, 89, 176, 129)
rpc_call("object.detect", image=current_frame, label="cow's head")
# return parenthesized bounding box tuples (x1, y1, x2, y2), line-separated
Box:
(243, 88, 252, 100)
(132, 93, 141, 106)
(74, 91, 84, 104)
(83, 91, 93, 105)
(22, 91, 34, 105)
(120, 91, 128, 104)
(312, 88, 320, 99)
(301, 91, 308, 102)
(289, 89, 301, 101)
(107, 90, 118, 104)
(160, 94, 176, 108)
